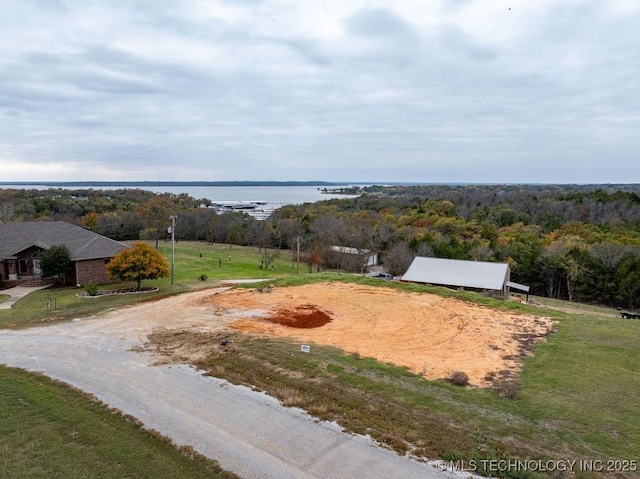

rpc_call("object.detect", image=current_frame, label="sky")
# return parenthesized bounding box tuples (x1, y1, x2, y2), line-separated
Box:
(1, 0, 639, 184)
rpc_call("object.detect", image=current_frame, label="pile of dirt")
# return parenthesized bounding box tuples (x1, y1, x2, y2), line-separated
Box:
(266, 305, 332, 328)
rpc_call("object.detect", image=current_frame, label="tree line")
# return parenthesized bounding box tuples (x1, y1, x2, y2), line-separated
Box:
(2, 184, 640, 309)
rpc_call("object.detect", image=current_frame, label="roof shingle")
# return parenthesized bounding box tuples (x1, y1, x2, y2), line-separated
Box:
(0, 221, 129, 261)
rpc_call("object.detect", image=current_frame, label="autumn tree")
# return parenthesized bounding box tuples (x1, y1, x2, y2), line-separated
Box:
(81, 212, 100, 231)
(106, 242, 169, 289)
(306, 250, 323, 273)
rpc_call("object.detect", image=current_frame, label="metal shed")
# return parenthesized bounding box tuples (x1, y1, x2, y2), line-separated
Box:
(402, 257, 523, 297)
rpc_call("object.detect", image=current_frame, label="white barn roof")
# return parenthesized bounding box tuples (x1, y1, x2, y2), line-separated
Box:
(330, 246, 371, 255)
(402, 257, 510, 291)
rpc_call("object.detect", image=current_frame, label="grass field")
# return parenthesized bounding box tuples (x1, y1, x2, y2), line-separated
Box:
(2, 242, 639, 478)
(154, 241, 297, 283)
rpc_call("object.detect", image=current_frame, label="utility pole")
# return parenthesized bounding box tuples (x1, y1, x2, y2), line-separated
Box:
(296, 236, 300, 274)
(170, 215, 177, 285)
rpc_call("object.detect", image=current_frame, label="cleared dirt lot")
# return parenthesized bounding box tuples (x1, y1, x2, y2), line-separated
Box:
(157, 282, 554, 387)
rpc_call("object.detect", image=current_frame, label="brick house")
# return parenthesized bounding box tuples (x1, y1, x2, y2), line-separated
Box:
(0, 221, 130, 287)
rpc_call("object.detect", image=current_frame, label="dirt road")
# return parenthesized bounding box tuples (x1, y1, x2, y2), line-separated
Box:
(0, 287, 467, 479)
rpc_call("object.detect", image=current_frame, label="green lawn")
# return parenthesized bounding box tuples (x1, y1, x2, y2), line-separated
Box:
(0, 366, 238, 479)
(154, 241, 297, 282)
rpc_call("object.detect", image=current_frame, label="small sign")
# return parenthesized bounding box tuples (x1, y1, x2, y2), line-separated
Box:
(300, 345, 310, 354)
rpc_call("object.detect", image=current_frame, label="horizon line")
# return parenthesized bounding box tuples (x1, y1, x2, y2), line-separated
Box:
(2, 180, 639, 187)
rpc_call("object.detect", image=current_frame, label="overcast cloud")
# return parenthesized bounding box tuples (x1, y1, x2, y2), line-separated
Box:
(1, 0, 639, 183)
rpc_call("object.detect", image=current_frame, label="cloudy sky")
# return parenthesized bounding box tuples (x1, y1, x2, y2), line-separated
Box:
(1, 0, 639, 183)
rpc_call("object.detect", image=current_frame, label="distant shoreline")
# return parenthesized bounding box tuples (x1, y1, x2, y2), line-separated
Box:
(0, 181, 355, 187)
(3, 181, 637, 188)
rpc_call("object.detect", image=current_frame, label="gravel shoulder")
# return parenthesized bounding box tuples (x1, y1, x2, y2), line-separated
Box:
(0, 287, 462, 479)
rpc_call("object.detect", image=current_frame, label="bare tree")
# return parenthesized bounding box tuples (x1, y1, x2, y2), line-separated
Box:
(382, 242, 415, 276)
(469, 243, 495, 261)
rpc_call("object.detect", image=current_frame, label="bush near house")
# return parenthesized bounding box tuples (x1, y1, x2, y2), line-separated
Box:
(40, 244, 72, 284)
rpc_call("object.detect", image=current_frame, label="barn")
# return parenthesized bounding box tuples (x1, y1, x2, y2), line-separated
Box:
(401, 256, 529, 298)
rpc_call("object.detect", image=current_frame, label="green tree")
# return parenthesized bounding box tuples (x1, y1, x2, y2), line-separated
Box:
(106, 242, 169, 289)
(616, 252, 640, 309)
(138, 196, 175, 248)
(40, 244, 72, 285)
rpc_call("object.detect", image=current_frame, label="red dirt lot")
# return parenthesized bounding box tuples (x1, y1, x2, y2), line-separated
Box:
(194, 282, 554, 387)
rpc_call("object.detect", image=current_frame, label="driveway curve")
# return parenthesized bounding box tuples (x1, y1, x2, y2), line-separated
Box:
(0, 289, 461, 479)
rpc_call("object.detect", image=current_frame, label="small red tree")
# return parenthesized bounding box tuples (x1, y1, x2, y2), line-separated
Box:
(106, 242, 169, 289)
(306, 250, 323, 273)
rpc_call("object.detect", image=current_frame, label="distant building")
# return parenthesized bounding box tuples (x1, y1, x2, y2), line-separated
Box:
(0, 221, 129, 286)
(327, 245, 378, 272)
(401, 256, 529, 298)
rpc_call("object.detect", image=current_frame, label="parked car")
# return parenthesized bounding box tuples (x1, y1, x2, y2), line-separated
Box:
(374, 273, 394, 279)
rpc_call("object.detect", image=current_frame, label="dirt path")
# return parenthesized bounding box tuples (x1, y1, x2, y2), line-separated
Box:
(0, 286, 472, 479)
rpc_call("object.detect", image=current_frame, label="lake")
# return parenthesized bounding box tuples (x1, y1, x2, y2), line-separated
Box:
(0, 184, 359, 219)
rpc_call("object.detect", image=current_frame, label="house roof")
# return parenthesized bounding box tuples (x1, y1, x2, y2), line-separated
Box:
(0, 221, 129, 261)
(330, 245, 373, 255)
(402, 257, 510, 291)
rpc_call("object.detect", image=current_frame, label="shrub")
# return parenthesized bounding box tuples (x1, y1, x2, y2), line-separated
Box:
(441, 450, 463, 462)
(448, 371, 470, 387)
(85, 283, 99, 296)
(199, 274, 208, 281)
(494, 379, 519, 400)
(40, 244, 71, 284)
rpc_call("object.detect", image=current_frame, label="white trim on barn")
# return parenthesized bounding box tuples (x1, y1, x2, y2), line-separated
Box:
(401, 257, 516, 297)
(506, 281, 530, 293)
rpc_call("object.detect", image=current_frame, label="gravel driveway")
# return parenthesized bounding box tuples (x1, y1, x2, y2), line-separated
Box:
(0, 291, 461, 479)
